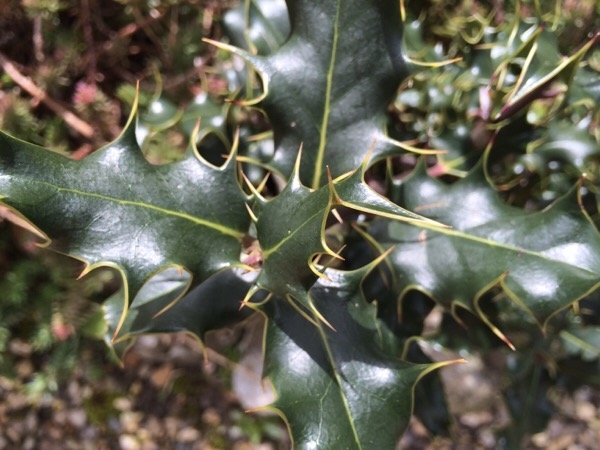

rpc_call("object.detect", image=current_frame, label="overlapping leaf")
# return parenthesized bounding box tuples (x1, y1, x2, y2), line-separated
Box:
(103, 268, 259, 356)
(560, 326, 600, 361)
(222, 0, 291, 55)
(248, 155, 333, 302)
(491, 26, 598, 122)
(0, 106, 250, 333)
(208, 0, 414, 189)
(529, 120, 600, 173)
(246, 157, 440, 321)
(365, 159, 600, 339)
(394, 11, 599, 173)
(263, 263, 452, 450)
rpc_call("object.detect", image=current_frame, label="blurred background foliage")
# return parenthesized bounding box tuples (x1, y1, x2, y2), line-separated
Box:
(0, 0, 598, 448)
(0, 0, 226, 398)
(0, 1, 290, 447)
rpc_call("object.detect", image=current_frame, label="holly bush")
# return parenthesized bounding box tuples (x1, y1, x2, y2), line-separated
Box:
(1, 0, 599, 448)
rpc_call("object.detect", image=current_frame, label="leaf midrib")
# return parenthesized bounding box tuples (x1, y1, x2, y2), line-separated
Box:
(311, 1, 341, 190)
(262, 205, 326, 259)
(560, 330, 600, 357)
(28, 179, 244, 238)
(415, 221, 599, 275)
(316, 317, 363, 450)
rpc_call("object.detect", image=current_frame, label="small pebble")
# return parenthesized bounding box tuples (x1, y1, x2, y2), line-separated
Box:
(113, 397, 132, 411)
(68, 409, 87, 429)
(576, 402, 596, 421)
(120, 411, 143, 434)
(119, 434, 141, 450)
(176, 426, 201, 442)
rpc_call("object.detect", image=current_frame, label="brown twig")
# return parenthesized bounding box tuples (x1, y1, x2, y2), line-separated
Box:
(0, 52, 95, 139)
(131, 7, 171, 69)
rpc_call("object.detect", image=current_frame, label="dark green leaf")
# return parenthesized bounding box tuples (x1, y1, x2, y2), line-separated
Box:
(247, 159, 437, 320)
(530, 121, 600, 172)
(104, 268, 259, 355)
(0, 107, 250, 333)
(248, 161, 334, 312)
(223, 0, 290, 55)
(263, 264, 450, 450)
(560, 327, 600, 361)
(367, 159, 600, 340)
(209, 0, 412, 189)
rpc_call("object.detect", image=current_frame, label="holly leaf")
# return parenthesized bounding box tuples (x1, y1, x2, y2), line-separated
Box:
(491, 25, 599, 122)
(248, 159, 334, 311)
(365, 159, 600, 343)
(222, 0, 290, 55)
(560, 327, 600, 361)
(246, 156, 440, 323)
(529, 120, 600, 173)
(262, 262, 454, 449)
(0, 105, 250, 334)
(103, 268, 259, 357)
(206, 0, 416, 189)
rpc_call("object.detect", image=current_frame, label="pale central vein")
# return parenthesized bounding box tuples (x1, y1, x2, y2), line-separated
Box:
(416, 221, 598, 274)
(311, 2, 341, 190)
(262, 206, 326, 259)
(315, 312, 363, 449)
(34, 180, 243, 238)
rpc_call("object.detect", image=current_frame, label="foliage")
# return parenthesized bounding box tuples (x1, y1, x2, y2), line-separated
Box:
(0, 219, 114, 401)
(0, 0, 599, 448)
(0, 0, 225, 402)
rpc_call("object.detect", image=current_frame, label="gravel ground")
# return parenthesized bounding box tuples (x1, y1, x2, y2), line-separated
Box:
(0, 327, 288, 450)
(3, 323, 600, 450)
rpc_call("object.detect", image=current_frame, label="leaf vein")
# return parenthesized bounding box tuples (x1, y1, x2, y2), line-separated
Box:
(417, 222, 599, 275)
(311, 1, 341, 190)
(32, 180, 243, 238)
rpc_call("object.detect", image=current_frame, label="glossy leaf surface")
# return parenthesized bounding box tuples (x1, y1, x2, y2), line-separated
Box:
(223, 0, 291, 55)
(248, 159, 437, 317)
(368, 160, 600, 333)
(104, 268, 258, 355)
(0, 1, 598, 447)
(0, 112, 250, 331)
(263, 265, 448, 450)
(211, 0, 411, 188)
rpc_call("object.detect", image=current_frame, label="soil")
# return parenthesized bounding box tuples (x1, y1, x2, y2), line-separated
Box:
(2, 323, 600, 449)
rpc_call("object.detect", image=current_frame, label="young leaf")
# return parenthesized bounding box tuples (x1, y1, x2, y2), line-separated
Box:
(248, 160, 335, 310)
(492, 27, 598, 122)
(246, 156, 441, 322)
